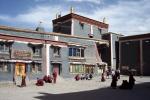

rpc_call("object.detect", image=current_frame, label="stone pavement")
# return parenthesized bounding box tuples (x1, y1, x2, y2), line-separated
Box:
(0, 76, 150, 100)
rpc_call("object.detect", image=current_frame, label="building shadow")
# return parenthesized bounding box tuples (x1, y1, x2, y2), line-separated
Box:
(34, 82, 150, 100)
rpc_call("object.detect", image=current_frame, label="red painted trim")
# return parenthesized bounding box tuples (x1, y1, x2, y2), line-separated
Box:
(53, 13, 109, 29)
(0, 33, 67, 46)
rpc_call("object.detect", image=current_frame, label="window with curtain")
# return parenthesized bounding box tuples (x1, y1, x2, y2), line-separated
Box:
(31, 63, 42, 73)
(33, 47, 41, 57)
(70, 64, 85, 73)
(69, 47, 84, 57)
(53, 46, 61, 57)
(0, 62, 9, 72)
(0, 44, 9, 53)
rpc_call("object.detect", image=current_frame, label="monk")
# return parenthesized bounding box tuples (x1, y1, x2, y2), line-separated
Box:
(53, 71, 57, 84)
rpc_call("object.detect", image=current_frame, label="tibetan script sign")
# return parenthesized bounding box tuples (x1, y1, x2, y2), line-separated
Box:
(13, 50, 32, 59)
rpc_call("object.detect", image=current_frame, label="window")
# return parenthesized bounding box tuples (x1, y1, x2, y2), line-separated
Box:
(31, 63, 42, 73)
(0, 44, 9, 53)
(76, 49, 80, 57)
(81, 48, 84, 57)
(70, 64, 85, 73)
(98, 28, 102, 34)
(53, 47, 61, 57)
(79, 21, 84, 29)
(33, 47, 41, 57)
(69, 48, 72, 56)
(0, 62, 9, 72)
(69, 47, 84, 57)
(54, 36, 58, 41)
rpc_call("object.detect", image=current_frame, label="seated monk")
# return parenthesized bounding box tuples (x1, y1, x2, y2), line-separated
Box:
(36, 78, 44, 86)
(75, 74, 80, 81)
(119, 80, 129, 89)
(47, 75, 53, 83)
(43, 75, 48, 83)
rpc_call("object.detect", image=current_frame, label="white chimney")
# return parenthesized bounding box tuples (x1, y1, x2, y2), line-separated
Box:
(70, 6, 74, 13)
(103, 17, 106, 23)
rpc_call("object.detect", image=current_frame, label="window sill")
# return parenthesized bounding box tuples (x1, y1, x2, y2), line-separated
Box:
(69, 57, 85, 60)
(0, 52, 9, 54)
(53, 55, 61, 58)
(33, 55, 41, 57)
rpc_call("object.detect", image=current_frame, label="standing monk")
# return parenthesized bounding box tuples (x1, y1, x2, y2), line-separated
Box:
(111, 75, 118, 89)
(53, 70, 57, 84)
(21, 74, 26, 87)
(129, 73, 135, 89)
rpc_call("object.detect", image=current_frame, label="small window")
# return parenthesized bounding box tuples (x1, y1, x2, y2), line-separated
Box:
(69, 47, 84, 57)
(0, 44, 9, 53)
(98, 28, 102, 34)
(69, 48, 73, 56)
(53, 47, 61, 57)
(31, 63, 42, 73)
(76, 49, 80, 57)
(0, 62, 8, 72)
(33, 47, 41, 57)
(81, 49, 84, 57)
(73, 48, 76, 56)
(79, 22, 84, 29)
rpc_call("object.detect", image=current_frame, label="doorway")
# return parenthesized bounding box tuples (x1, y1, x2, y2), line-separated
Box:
(14, 63, 26, 85)
(52, 64, 61, 75)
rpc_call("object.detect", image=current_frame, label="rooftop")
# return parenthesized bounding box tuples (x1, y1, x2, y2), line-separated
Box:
(52, 13, 109, 29)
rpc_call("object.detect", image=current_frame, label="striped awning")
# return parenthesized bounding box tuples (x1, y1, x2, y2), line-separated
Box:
(0, 59, 32, 63)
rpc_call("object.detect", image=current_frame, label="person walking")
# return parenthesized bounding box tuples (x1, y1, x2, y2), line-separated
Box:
(128, 73, 135, 89)
(21, 74, 26, 87)
(53, 70, 57, 84)
(111, 74, 118, 89)
(101, 73, 106, 82)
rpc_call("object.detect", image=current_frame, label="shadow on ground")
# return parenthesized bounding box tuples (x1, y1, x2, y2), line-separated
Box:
(34, 82, 150, 100)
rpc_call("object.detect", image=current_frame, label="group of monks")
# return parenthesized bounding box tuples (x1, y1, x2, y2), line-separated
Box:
(111, 73, 135, 89)
(36, 71, 57, 86)
(74, 73, 93, 81)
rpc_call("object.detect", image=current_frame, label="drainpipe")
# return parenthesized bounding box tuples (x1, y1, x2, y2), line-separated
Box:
(140, 40, 143, 76)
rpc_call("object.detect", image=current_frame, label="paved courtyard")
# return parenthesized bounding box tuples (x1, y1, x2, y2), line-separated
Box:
(0, 76, 150, 100)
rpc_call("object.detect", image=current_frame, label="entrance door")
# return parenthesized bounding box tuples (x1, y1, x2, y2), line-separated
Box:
(15, 63, 26, 76)
(14, 63, 26, 85)
(52, 64, 61, 75)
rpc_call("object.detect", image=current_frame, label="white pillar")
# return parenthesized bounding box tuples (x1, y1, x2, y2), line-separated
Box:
(71, 19, 74, 35)
(46, 44, 50, 75)
(42, 43, 50, 76)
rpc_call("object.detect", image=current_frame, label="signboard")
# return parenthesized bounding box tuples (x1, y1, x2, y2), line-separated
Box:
(12, 50, 32, 59)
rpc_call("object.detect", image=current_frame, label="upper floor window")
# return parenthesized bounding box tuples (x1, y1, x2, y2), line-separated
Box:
(98, 28, 102, 34)
(79, 21, 84, 29)
(53, 46, 61, 57)
(28, 43, 43, 57)
(69, 47, 84, 57)
(0, 62, 9, 72)
(33, 47, 41, 57)
(0, 44, 9, 53)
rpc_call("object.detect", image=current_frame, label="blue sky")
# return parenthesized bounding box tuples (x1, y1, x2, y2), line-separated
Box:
(0, 0, 150, 35)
